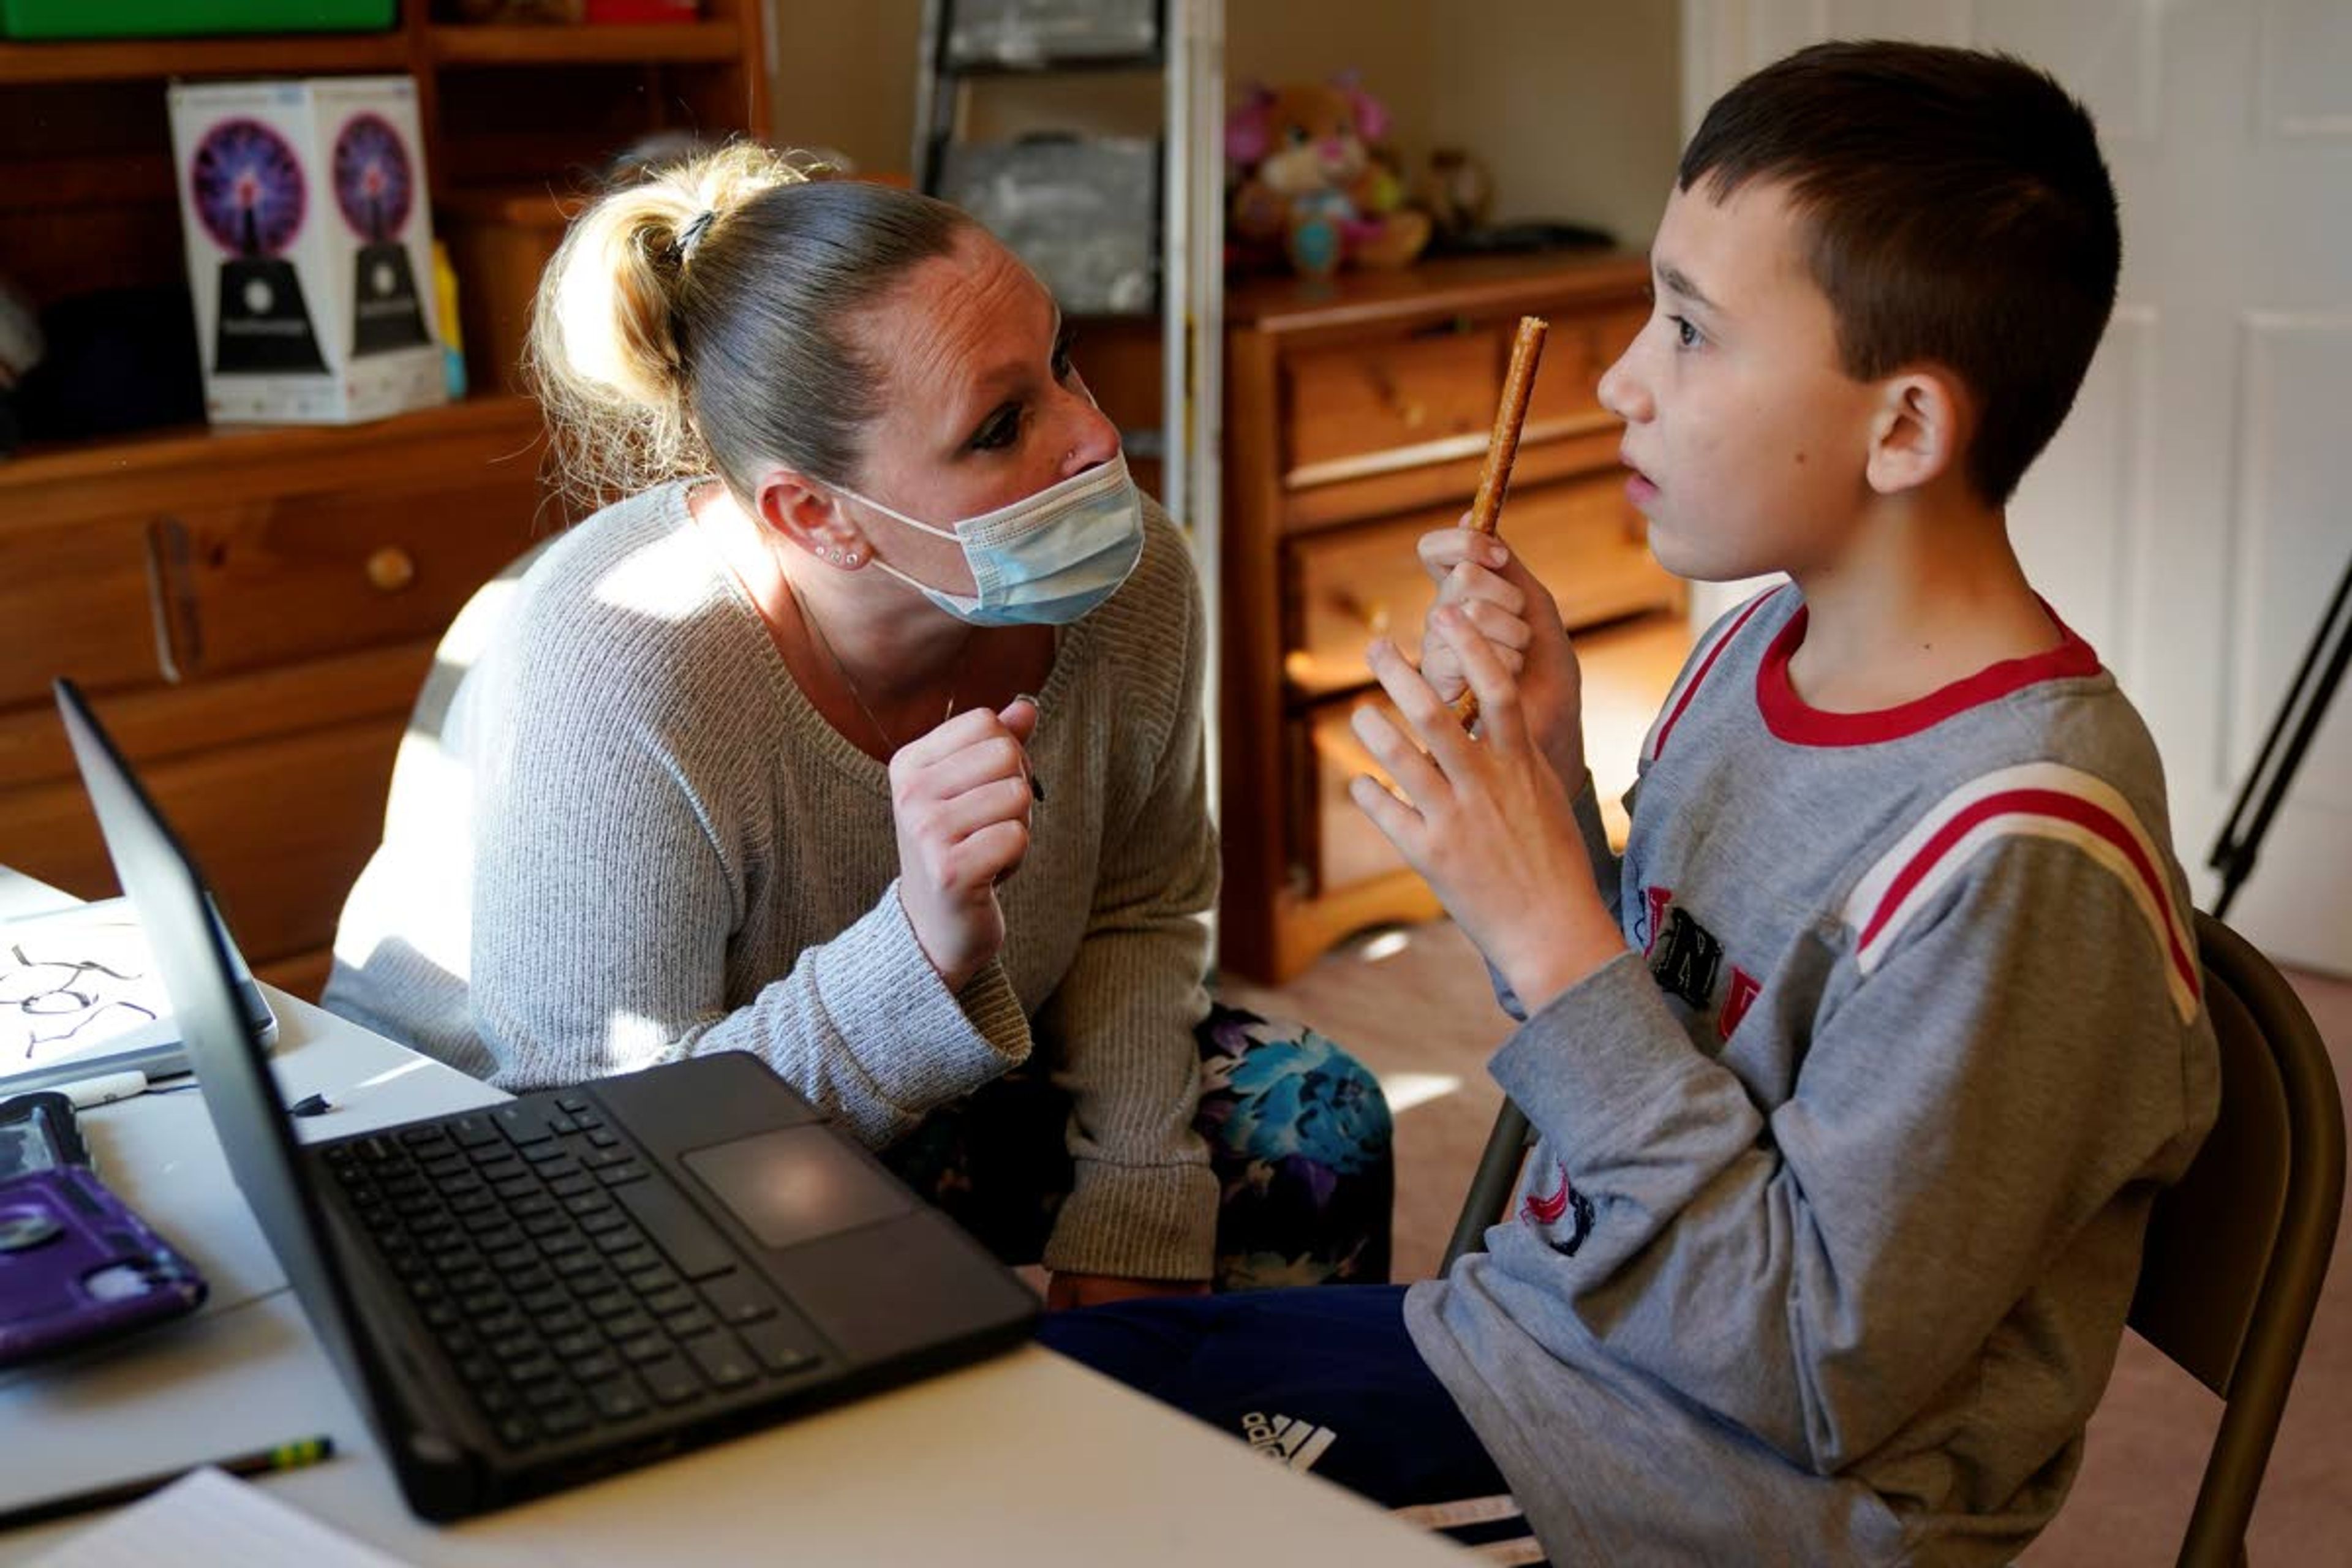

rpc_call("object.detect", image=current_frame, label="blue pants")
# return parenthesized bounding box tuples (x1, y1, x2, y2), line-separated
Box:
(881, 1003, 1394, 1288)
(1038, 1285, 1547, 1561)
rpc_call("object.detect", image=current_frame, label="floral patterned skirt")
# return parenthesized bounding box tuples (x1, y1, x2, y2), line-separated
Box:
(878, 1003, 1394, 1290)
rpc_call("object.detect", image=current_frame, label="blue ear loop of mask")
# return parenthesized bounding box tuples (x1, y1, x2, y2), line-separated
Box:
(832, 454, 1147, 628)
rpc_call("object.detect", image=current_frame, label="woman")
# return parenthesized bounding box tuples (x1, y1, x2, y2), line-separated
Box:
(325, 144, 1390, 1306)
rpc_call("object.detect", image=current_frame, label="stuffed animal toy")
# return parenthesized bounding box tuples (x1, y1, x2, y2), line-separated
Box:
(1226, 74, 1431, 279)
(1417, 146, 1496, 242)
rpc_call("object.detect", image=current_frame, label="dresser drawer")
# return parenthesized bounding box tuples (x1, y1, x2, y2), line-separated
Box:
(1285, 325, 1500, 477)
(1284, 471, 1680, 700)
(1300, 692, 1410, 896)
(1525, 303, 1649, 431)
(0, 514, 165, 709)
(1, 712, 406, 970)
(148, 466, 541, 682)
(1291, 609, 1694, 903)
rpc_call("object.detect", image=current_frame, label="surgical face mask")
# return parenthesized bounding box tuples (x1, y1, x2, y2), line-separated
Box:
(837, 454, 1146, 627)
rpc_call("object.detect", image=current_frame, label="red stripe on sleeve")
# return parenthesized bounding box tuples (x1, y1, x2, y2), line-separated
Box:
(1860, 788, 2197, 999)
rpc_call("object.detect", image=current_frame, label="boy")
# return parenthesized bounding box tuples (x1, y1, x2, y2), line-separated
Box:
(1037, 40, 2220, 1566)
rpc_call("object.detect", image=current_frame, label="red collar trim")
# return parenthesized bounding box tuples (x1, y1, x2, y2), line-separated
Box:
(1757, 599, 2101, 747)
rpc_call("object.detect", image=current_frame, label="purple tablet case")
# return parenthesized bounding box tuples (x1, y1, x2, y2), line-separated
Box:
(0, 1166, 207, 1366)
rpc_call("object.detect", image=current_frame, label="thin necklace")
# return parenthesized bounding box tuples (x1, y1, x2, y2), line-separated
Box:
(780, 568, 941, 758)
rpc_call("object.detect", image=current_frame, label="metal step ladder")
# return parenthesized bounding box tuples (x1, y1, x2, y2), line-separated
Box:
(911, 0, 1227, 813)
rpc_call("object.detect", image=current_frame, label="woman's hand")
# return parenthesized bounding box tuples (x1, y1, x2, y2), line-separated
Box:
(1045, 1272, 1213, 1311)
(1415, 520, 1588, 786)
(890, 697, 1040, 992)
(1351, 615, 1623, 1014)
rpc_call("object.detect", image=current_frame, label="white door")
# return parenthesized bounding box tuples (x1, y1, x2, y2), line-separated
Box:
(1681, 1, 2352, 973)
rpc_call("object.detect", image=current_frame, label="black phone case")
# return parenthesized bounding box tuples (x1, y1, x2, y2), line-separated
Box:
(0, 1090, 91, 1182)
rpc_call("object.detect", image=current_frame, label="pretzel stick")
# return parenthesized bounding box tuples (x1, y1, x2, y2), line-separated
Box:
(1449, 315, 1548, 726)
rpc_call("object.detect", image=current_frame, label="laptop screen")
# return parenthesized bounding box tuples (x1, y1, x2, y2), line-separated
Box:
(51, 678, 400, 1446)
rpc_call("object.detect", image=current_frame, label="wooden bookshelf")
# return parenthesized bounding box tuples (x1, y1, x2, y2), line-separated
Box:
(426, 19, 740, 66)
(0, 32, 409, 83)
(0, 6, 770, 996)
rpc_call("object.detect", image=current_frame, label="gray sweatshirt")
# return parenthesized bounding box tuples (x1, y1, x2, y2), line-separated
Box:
(325, 483, 1222, 1281)
(1406, 586, 2219, 1565)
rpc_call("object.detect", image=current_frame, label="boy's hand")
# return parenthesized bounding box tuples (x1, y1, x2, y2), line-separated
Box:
(1415, 520, 1588, 785)
(1352, 616, 1623, 1013)
(890, 698, 1039, 993)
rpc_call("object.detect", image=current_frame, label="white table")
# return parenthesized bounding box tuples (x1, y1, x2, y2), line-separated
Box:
(0, 871, 1464, 1564)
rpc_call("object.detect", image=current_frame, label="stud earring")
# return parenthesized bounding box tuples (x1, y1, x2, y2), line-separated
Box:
(843, 551, 859, 566)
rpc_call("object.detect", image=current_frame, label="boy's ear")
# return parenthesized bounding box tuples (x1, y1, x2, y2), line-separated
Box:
(1864, 366, 1970, 497)
(750, 466, 871, 562)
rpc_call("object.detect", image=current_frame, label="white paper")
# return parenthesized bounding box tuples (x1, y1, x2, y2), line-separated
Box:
(28, 1466, 405, 1568)
(0, 900, 176, 1072)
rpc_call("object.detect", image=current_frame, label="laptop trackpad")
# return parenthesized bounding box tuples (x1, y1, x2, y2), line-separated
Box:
(682, 1127, 913, 1250)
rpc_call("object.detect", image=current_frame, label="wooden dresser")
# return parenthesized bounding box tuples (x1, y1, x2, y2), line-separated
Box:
(1217, 251, 1684, 984)
(0, 401, 547, 1000)
(0, 7, 771, 1000)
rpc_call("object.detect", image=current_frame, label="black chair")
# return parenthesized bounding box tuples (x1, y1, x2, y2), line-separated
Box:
(2132, 911, 2343, 1565)
(1438, 1096, 1530, 1276)
(1439, 910, 2343, 1567)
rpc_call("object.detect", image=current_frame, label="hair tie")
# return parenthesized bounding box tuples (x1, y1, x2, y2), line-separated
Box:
(675, 208, 717, 263)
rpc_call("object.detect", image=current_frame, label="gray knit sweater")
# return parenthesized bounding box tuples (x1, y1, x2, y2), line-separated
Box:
(1408, 586, 2220, 1565)
(325, 482, 1222, 1281)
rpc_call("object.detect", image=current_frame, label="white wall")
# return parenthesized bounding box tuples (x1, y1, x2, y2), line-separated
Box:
(763, 0, 1683, 253)
(765, 1, 926, 175)
(1224, 1, 1442, 158)
(1425, 2, 1683, 252)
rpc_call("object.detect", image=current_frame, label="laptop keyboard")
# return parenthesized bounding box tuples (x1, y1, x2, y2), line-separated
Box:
(322, 1091, 830, 1452)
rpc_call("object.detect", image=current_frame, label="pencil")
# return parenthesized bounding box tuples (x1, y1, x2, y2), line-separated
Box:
(0, 1434, 334, 1531)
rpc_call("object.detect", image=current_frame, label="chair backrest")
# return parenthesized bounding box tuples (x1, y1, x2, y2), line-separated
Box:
(1439, 1097, 1530, 1275)
(1440, 911, 2344, 1567)
(2129, 910, 2343, 1566)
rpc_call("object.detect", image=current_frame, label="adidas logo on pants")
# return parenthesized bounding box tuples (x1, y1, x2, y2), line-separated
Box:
(1241, 1411, 1336, 1472)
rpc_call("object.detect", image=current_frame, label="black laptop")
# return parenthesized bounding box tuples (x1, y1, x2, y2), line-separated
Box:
(53, 678, 1039, 1521)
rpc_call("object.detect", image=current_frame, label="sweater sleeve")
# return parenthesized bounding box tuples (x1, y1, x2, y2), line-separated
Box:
(1029, 545, 1221, 1281)
(464, 630, 1027, 1143)
(1485, 833, 2212, 1472)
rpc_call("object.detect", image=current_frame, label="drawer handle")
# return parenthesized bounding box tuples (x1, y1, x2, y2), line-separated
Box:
(143, 515, 202, 684)
(367, 546, 418, 593)
(1406, 314, 1474, 340)
(1365, 365, 1429, 431)
(1331, 589, 1392, 637)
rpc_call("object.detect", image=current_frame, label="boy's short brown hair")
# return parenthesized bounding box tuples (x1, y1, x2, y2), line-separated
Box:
(1681, 41, 2121, 505)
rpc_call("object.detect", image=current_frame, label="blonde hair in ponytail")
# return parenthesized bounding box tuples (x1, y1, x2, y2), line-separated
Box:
(528, 140, 977, 519)
(526, 142, 825, 513)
